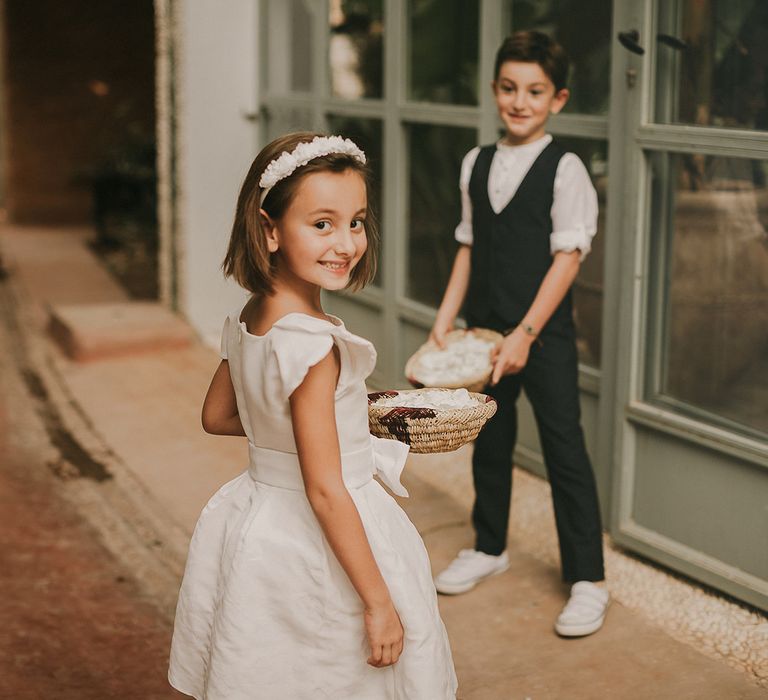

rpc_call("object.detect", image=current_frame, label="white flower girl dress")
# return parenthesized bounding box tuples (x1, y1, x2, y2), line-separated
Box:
(169, 309, 457, 699)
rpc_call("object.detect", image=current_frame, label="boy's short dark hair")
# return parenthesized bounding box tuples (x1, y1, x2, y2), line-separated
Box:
(494, 31, 569, 91)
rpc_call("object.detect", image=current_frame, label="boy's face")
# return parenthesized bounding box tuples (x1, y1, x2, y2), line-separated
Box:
(492, 61, 569, 145)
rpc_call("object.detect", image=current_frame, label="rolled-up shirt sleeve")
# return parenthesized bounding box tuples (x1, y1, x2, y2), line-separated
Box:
(550, 153, 598, 261)
(454, 147, 481, 245)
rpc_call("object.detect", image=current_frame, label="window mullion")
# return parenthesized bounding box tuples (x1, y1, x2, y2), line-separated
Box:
(312, 0, 330, 131)
(479, 0, 504, 143)
(638, 124, 768, 158)
(381, 0, 406, 382)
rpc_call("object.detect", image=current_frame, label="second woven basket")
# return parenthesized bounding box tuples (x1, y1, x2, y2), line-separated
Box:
(405, 328, 503, 393)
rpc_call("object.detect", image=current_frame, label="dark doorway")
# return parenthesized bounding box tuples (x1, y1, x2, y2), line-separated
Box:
(2, 0, 158, 298)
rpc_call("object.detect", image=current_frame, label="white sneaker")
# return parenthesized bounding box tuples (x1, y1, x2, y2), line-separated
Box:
(434, 549, 510, 595)
(555, 581, 610, 637)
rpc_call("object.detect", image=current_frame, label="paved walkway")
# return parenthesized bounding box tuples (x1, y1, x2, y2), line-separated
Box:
(0, 311, 180, 700)
(1, 225, 765, 699)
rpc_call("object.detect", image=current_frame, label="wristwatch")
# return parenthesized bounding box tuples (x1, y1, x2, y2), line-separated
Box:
(502, 322, 539, 339)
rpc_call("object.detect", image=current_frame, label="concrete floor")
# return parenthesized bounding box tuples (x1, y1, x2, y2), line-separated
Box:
(1, 225, 766, 699)
(0, 274, 182, 699)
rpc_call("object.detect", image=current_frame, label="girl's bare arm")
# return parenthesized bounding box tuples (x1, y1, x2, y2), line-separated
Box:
(201, 361, 247, 436)
(491, 249, 581, 383)
(290, 348, 403, 668)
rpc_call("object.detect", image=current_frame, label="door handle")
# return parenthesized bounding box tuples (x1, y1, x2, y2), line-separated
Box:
(657, 33, 688, 50)
(618, 29, 645, 55)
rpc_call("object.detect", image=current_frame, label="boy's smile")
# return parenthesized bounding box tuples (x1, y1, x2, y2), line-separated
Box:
(492, 61, 569, 145)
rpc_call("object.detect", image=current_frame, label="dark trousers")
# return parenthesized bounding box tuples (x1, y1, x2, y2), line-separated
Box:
(469, 318, 605, 583)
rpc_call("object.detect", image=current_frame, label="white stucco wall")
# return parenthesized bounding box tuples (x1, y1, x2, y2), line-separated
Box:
(176, 0, 257, 346)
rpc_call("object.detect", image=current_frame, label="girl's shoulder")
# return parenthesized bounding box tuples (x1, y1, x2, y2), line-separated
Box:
(227, 311, 376, 399)
(241, 310, 341, 339)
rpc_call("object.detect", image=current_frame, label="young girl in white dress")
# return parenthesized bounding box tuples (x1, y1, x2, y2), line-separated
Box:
(168, 132, 457, 700)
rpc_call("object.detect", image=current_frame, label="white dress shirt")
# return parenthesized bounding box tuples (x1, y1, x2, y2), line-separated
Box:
(454, 134, 598, 261)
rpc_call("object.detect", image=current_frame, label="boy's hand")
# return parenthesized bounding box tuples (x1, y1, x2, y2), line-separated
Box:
(428, 317, 454, 349)
(490, 328, 535, 384)
(365, 601, 404, 668)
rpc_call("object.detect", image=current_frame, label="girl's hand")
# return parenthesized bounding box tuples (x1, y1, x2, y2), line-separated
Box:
(429, 316, 454, 349)
(365, 601, 404, 668)
(490, 328, 534, 384)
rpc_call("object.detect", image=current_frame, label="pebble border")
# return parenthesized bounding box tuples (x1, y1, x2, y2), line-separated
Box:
(413, 448, 768, 688)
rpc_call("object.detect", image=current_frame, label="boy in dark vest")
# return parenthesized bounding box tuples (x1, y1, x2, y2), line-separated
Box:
(430, 31, 609, 637)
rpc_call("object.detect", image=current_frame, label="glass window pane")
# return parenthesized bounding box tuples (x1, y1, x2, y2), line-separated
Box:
(326, 115, 384, 286)
(406, 123, 476, 306)
(508, 0, 612, 115)
(263, 105, 315, 142)
(328, 0, 384, 99)
(649, 152, 768, 436)
(655, 0, 768, 130)
(407, 0, 479, 105)
(266, 0, 313, 93)
(556, 137, 608, 368)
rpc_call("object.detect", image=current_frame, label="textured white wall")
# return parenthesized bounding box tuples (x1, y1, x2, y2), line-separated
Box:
(176, 0, 257, 346)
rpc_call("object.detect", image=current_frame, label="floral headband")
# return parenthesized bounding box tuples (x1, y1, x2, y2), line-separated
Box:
(259, 135, 367, 205)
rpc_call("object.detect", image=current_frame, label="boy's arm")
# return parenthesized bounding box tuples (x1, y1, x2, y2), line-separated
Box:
(430, 147, 479, 348)
(490, 250, 580, 384)
(429, 244, 471, 348)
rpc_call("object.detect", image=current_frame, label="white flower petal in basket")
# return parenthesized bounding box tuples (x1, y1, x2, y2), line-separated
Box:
(405, 328, 503, 392)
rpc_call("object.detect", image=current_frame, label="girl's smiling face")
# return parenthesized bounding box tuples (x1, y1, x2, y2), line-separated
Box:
(263, 169, 369, 292)
(493, 61, 569, 145)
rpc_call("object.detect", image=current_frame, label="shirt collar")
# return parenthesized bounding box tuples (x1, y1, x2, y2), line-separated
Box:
(495, 133, 552, 154)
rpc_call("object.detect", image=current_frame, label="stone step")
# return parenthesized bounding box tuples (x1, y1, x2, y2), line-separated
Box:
(48, 301, 194, 361)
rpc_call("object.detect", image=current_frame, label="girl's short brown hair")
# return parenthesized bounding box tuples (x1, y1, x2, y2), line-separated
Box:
(223, 131, 379, 296)
(494, 31, 570, 91)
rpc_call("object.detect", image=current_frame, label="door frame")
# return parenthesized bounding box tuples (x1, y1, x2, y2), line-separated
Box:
(605, 0, 768, 610)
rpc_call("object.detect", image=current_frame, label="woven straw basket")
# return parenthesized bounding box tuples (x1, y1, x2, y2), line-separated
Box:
(368, 389, 497, 454)
(405, 328, 504, 393)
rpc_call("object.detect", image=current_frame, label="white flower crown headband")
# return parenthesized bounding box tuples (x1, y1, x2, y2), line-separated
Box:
(258, 135, 367, 205)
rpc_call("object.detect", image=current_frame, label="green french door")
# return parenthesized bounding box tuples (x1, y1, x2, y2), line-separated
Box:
(607, 0, 768, 610)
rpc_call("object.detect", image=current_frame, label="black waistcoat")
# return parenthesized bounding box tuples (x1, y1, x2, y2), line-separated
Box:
(463, 140, 574, 334)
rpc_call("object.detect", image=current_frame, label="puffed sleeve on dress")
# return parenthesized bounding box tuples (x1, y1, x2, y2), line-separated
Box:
(268, 315, 377, 401)
(269, 322, 335, 401)
(220, 316, 230, 360)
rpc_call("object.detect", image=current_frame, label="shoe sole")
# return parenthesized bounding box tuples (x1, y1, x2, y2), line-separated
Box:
(554, 614, 606, 637)
(434, 563, 510, 595)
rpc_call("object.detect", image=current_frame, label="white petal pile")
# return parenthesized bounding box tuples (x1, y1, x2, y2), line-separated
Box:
(373, 388, 479, 410)
(414, 334, 496, 385)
